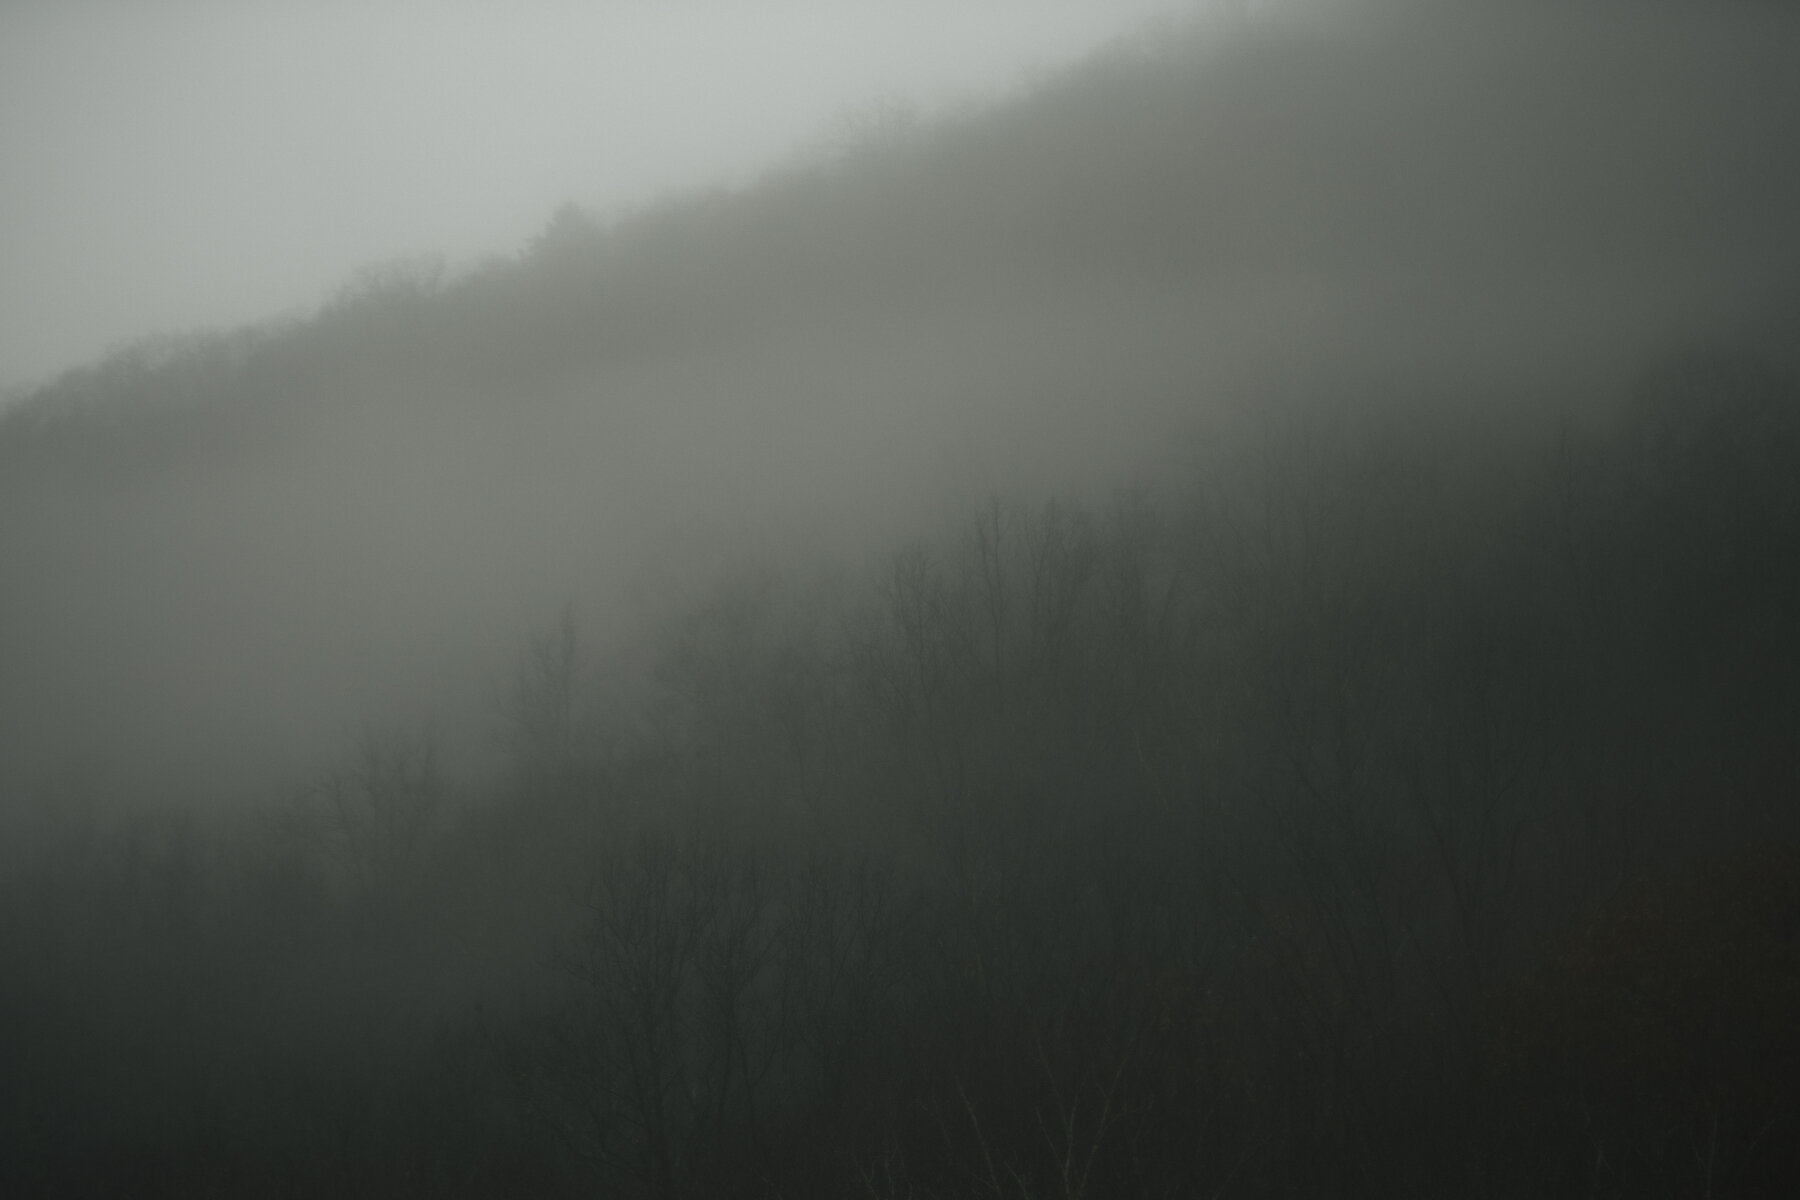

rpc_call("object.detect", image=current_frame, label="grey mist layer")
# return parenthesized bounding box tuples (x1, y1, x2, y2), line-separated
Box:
(2, 0, 1797, 802)
(6, 3, 1800, 1196)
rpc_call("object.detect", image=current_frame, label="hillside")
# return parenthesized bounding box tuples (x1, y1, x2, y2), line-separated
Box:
(6, 3, 1798, 803)
(3, 4, 1800, 1195)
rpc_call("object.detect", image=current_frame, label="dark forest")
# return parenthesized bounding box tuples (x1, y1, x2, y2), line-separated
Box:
(3, 4, 1799, 1196)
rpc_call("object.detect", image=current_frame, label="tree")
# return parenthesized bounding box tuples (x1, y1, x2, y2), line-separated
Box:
(502, 605, 589, 799)
(320, 729, 444, 897)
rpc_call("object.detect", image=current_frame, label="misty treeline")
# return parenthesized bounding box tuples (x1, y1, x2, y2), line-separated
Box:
(5, 348, 1800, 1197)
(5, 1, 1800, 1195)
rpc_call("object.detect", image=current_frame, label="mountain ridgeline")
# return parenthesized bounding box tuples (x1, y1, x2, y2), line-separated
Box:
(3, 3, 1800, 1196)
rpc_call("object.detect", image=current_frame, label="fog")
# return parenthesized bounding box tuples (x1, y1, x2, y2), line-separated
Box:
(0, 0, 1185, 398)
(3, 2, 1800, 1195)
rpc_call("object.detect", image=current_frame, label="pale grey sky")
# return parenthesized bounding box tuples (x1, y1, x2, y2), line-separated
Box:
(0, 0, 1193, 398)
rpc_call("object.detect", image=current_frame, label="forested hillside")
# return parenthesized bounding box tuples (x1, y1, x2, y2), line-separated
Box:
(3, 3, 1799, 1196)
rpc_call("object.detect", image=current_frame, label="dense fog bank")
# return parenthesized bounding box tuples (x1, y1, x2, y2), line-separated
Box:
(3, 2, 1800, 1195)
(4, 1, 1798, 803)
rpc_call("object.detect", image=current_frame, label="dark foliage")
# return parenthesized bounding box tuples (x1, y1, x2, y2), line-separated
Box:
(3, 5, 1800, 1195)
(5, 367, 1800, 1194)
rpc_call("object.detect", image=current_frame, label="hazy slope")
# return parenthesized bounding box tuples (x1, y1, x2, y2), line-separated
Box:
(3, 1, 1798, 803)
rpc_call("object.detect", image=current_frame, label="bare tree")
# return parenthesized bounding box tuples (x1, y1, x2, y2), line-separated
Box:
(502, 604, 588, 797)
(319, 728, 444, 897)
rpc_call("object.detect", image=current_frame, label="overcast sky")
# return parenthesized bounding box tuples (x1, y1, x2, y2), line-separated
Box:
(0, 1, 1195, 399)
